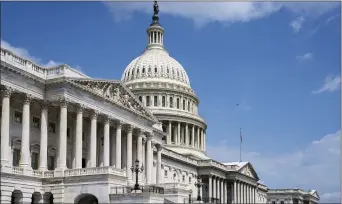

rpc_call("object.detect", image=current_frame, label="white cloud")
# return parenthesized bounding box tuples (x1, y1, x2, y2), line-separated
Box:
(207, 130, 340, 203)
(312, 75, 341, 94)
(325, 13, 340, 24)
(1, 39, 83, 71)
(296, 52, 313, 61)
(290, 16, 305, 33)
(104, 2, 339, 28)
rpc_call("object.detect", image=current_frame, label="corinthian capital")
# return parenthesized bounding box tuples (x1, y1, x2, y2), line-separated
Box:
(22, 93, 33, 104)
(59, 96, 69, 108)
(76, 103, 85, 113)
(1, 86, 13, 98)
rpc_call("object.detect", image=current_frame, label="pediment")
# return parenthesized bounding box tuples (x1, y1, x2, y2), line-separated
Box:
(66, 78, 157, 121)
(310, 190, 319, 199)
(239, 162, 259, 180)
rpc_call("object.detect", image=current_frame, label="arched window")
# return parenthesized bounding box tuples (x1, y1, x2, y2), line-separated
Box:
(170, 97, 173, 108)
(137, 69, 140, 75)
(183, 100, 185, 110)
(146, 96, 150, 106)
(139, 96, 142, 102)
(177, 98, 180, 109)
(154, 96, 158, 106)
(162, 96, 166, 107)
(167, 68, 169, 73)
(155, 67, 158, 73)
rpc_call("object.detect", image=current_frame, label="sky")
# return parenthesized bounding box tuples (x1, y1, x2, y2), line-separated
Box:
(1, 1, 341, 202)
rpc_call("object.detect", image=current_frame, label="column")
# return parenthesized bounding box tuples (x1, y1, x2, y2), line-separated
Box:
(220, 179, 224, 203)
(103, 117, 110, 166)
(168, 121, 172, 144)
(142, 138, 146, 182)
(224, 180, 228, 203)
(115, 122, 122, 169)
(146, 134, 152, 184)
(39, 102, 48, 170)
(203, 131, 206, 151)
(137, 132, 143, 182)
(234, 181, 237, 204)
(110, 127, 116, 166)
(201, 129, 204, 150)
(156, 144, 162, 184)
(236, 181, 240, 204)
(126, 125, 133, 181)
(185, 123, 189, 146)
(213, 176, 216, 199)
(248, 185, 251, 203)
(57, 98, 68, 169)
(72, 117, 77, 169)
(243, 183, 246, 204)
(216, 178, 220, 201)
(90, 111, 98, 167)
(1, 87, 11, 167)
(208, 175, 213, 200)
(19, 94, 32, 168)
(196, 127, 200, 149)
(177, 122, 180, 145)
(191, 125, 195, 147)
(231, 183, 234, 204)
(75, 105, 84, 168)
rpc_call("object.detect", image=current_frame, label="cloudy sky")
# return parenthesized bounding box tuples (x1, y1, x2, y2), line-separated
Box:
(1, 1, 340, 202)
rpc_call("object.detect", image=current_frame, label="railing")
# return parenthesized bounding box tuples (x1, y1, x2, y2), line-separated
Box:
(162, 148, 198, 165)
(184, 197, 220, 203)
(111, 185, 164, 195)
(12, 166, 24, 175)
(0, 47, 88, 79)
(64, 166, 126, 177)
(158, 182, 189, 190)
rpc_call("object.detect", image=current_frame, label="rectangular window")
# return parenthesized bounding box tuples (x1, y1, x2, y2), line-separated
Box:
(154, 96, 158, 106)
(164, 170, 168, 177)
(12, 149, 20, 166)
(32, 116, 40, 128)
(31, 152, 39, 170)
(146, 96, 150, 106)
(82, 158, 86, 168)
(139, 96, 142, 102)
(14, 111, 22, 123)
(188, 101, 190, 111)
(162, 96, 166, 107)
(183, 100, 185, 110)
(48, 156, 55, 170)
(182, 175, 185, 182)
(177, 98, 180, 109)
(170, 97, 173, 108)
(48, 122, 56, 133)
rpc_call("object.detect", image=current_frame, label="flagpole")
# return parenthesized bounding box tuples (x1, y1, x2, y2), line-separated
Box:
(239, 128, 242, 162)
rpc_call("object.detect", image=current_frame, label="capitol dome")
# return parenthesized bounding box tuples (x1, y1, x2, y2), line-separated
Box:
(122, 48, 191, 88)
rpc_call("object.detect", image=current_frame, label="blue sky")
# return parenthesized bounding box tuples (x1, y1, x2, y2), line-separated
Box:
(1, 2, 341, 202)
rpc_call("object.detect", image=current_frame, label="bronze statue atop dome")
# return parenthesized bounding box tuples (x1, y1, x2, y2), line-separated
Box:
(151, 1, 160, 26)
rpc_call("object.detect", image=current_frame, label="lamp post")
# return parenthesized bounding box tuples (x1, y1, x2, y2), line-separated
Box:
(194, 175, 203, 201)
(130, 159, 144, 190)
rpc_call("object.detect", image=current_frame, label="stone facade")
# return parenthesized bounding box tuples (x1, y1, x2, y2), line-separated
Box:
(267, 189, 319, 204)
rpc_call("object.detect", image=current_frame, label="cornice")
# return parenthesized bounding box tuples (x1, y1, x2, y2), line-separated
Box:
(1, 62, 46, 84)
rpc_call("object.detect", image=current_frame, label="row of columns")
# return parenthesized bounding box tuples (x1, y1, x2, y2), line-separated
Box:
(148, 30, 163, 45)
(0, 87, 163, 184)
(163, 120, 205, 151)
(207, 175, 257, 204)
(138, 94, 198, 115)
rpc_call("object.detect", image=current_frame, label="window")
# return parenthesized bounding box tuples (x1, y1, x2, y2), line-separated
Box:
(183, 100, 185, 110)
(162, 96, 166, 107)
(82, 131, 85, 142)
(32, 116, 40, 128)
(167, 68, 169, 74)
(154, 96, 158, 107)
(48, 122, 56, 133)
(139, 96, 142, 102)
(12, 149, 20, 167)
(142, 68, 145, 74)
(170, 97, 173, 108)
(164, 170, 168, 177)
(14, 111, 22, 123)
(31, 152, 39, 170)
(155, 67, 157, 73)
(82, 158, 86, 168)
(177, 98, 180, 109)
(182, 175, 185, 182)
(272, 202, 276, 204)
(137, 69, 140, 75)
(281, 201, 284, 204)
(48, 156, 55, 170)
(148, 67, 151, 73)
(188, 101, 190, 111)
(146, 96, 150, 106)
(173, 173, 176, 180)
(189, 177, 192, 183)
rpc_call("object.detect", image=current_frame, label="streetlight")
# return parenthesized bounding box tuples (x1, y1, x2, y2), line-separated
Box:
(130, 159, 144, 190)
(194, 175, 203, 201)
(189, 189, 193, 203)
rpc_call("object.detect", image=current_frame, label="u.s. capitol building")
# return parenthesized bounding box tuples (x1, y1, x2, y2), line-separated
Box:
(0, 2, 320, 204)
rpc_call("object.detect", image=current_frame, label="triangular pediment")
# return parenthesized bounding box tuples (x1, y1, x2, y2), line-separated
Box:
(66, 78, 157, 121)
(239, 162, 259, 180)
(309, 190, 319, 199)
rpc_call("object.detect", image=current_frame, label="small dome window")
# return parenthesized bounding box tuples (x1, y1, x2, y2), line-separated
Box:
(167, 68, 169, 73)
(155, 67, 158, 73)
(148, 66, 151, 73)
(137, 69, 140, 75)
(142, 68, 145, 74)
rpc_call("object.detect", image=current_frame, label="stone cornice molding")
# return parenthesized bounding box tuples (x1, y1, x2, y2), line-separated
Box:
(154, 112, 207, 129)
(1, 61, 46, 84)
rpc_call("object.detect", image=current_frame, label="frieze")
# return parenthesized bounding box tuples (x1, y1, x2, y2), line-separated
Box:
(66, 79, 156, 121)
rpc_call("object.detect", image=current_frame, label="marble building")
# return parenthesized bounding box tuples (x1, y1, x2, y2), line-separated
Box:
(0, 2, 319, 204)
